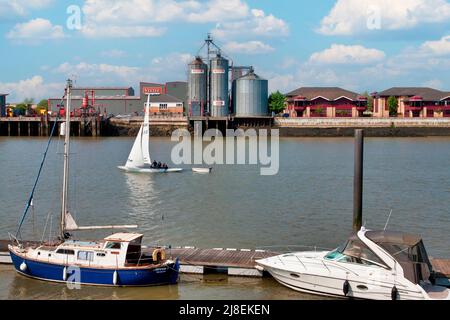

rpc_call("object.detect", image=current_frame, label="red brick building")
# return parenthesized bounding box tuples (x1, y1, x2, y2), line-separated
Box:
(372, 87, 450, 118)
(285, 87, 368, 118)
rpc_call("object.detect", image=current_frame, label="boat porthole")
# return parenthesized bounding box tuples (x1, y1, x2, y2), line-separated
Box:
(290, 273, 300, 278)
(357, 285, 368, 291)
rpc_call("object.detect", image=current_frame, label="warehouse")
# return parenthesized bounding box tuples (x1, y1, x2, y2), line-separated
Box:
(48, 82, 187, 116)
(285, 87, 368, 118)
(0, 94, 7, 117)
(48, 87, 139, 116)
(372, 87, 450, 118)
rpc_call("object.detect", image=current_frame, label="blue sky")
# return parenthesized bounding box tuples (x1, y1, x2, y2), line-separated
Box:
(0, 0, 449, 102)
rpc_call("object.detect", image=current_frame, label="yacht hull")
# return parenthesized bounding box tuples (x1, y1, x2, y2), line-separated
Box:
(10, 250, 179, 287)
(263, 265, 403, 300)
(118, 166, 183, 173)
(256, 251, 434, 300)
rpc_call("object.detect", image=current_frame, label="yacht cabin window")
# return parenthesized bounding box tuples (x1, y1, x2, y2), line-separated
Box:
(56, 249, 75, 255)
(325, 240, 387, 268)
(77, 251, 94, 261)
(105, 242, 122, 249)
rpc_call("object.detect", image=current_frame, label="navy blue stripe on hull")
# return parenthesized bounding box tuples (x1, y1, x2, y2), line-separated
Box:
(10, 250, 179, 287)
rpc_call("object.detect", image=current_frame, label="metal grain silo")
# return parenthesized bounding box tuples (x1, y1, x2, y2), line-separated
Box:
(232, 70, 268, 117)
(209, 54, 229, 117)
(188, 57, 207, 116)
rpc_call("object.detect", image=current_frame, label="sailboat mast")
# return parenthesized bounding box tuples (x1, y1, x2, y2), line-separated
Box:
(61, 79, 72, 238)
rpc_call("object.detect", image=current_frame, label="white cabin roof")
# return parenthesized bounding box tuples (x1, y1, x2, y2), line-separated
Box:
(104, 233, 143, 242)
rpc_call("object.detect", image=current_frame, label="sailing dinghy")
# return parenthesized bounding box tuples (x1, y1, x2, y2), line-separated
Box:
(9, 80, 180, 287)
(118, 94, 182, 173)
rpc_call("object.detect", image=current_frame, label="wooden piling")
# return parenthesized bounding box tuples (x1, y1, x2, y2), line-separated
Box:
(353, 129, 364, 232)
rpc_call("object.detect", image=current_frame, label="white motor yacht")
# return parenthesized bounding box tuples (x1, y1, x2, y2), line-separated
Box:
(256, 227, 450, 300)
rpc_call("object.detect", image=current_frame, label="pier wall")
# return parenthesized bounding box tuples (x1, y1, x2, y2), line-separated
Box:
(275, 118, 450, 137)
(107, 116, 189, 137)
(0, 116, 104, 137)
(4, 116, 450, 137)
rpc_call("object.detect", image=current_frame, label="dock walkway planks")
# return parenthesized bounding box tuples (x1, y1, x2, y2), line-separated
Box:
(163, 247, 277, 269)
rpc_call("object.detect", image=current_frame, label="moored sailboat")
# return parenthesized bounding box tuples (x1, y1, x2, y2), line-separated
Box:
(8, 80, 180, 286)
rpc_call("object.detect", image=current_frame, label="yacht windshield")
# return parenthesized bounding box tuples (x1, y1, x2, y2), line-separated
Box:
(325, 239, 387, 268)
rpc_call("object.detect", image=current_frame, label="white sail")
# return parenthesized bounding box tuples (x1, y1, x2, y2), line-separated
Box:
(124, 95, 152, 169)
(64, 211, 79, 231)
(125, 125, 146, 168)
(142, 95, 151, 165)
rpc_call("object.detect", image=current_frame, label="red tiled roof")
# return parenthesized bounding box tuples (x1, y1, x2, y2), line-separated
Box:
(286, 87, 361, 101)
(376, 87, 450, 101)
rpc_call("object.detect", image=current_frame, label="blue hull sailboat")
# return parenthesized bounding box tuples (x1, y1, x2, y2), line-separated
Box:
(9, 80, 179, 287)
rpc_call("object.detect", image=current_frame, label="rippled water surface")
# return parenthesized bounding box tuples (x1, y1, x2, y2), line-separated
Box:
(0, 136, 449, 299)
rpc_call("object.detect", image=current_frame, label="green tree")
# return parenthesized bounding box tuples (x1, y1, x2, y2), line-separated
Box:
(362, 91, 373, 112)
(268, 91, 286, 115)
(14, 103, 27, 114)
(387, 96, 398, 117)
(14, 98, 34, 115)
(36, 99, 48, 113)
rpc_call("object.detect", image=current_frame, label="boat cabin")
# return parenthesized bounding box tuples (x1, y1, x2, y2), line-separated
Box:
(365, 231, 434, 284)
(325, 230, 434, 285)
(27, 233, 157, 268)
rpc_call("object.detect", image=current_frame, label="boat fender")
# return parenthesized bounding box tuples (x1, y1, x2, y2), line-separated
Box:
(152, 248, 166, 263)
(343, 280, 350, 296)
(20, 262, 27, 272)
(63, 266, 67, 281)
(391, 286, 398, 300)
(113, 271, 118, 285)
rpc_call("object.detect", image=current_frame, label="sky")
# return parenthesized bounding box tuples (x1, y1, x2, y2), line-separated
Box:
(0, 0, 449, 102)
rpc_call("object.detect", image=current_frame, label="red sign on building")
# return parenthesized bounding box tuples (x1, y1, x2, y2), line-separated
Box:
(143, 87, 165, 95)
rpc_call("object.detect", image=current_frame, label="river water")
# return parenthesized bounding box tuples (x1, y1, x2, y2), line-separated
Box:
(0, 136, 449, 299)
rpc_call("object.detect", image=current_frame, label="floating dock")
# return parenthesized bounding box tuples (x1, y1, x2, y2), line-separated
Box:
(163, 246, 276, 277)
(1, 240, 450, 283)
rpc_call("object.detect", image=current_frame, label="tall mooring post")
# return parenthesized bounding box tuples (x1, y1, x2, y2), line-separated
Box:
(353, 129, 364, 232)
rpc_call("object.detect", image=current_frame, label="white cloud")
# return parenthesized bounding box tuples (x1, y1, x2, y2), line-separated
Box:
(82, 25, 165, 38)
(6, 18, 65, 43)
(223, 41, 274, 54)
(421, 35, 450, 56)
(0, 76, 62, 102)
(212, 8, 289, 40)
(54, 62, 140, 81)
(49, 52, 193, 89)
(185, 0, 249, 23)
(318, 0, 450, 35)
(0, 0, 53, 18)
(423, 79, 444, 89)
(309, 44, 386, 65)
(80, 0, 287, 40)
(262, 34, 450, 94)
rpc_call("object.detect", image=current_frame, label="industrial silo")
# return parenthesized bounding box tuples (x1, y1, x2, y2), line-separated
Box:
(232, 70, 268, 117)
(188, 57, 207, 116)
(209, 54, 229, 117)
